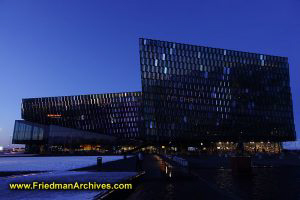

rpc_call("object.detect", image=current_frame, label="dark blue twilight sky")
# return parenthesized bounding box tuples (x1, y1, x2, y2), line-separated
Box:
(0, 0, 299, 147)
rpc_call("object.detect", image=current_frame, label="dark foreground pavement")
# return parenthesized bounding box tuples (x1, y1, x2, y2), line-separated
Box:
(126, 155, 235, 200)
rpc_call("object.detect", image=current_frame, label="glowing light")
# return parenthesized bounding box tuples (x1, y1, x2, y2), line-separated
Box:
(47, 114, 62, 118)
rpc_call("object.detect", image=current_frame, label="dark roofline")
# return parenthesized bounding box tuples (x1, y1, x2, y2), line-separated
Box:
(139, 37, 288, 60)
(22, 91, 142, 100)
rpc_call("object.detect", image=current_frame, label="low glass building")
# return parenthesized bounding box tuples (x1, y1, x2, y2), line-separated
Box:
(13, 120, 116, 152)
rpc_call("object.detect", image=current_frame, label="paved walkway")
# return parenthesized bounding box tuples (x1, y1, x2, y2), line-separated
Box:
(73, 155, 137, 172)
(126, 155, 234, 200)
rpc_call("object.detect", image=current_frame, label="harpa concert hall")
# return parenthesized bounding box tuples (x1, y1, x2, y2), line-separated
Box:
(12, 38, 296, 153)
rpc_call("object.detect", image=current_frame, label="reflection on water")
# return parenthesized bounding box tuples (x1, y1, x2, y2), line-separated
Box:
(196, 167, 300, 200)
(153, 155, 177, 199)
(155, 155, 173, 179)
(165, 183, 175, 200)
(165, 164, 172, 178)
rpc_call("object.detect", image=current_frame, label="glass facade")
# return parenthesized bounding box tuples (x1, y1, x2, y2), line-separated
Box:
(13, 38, 296, 149)
(140, 38, 296, 143)
(21, 92, 143, 139)
(13, 120, 45, 143)
(13, 120, 116, 152)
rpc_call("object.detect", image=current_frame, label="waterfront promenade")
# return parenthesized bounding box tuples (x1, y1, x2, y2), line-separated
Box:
(0, 153, 299, 200)
(126, 155, 234, 200)
(126, 154, 300, 200)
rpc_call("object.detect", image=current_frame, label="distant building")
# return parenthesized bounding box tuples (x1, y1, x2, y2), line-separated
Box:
(20, 92, 142, 138)
(12, 38, 296, 153)
(13, 92, 143, 152)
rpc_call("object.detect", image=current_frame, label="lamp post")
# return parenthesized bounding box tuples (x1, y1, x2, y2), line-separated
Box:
(237, 131, 244, 156)
(230, 130, 252, 174)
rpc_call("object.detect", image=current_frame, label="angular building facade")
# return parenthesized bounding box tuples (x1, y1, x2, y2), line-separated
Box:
(139, 38, 296, 144)
(13, 92, 143, 152)
(13, 38, 296, 153)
